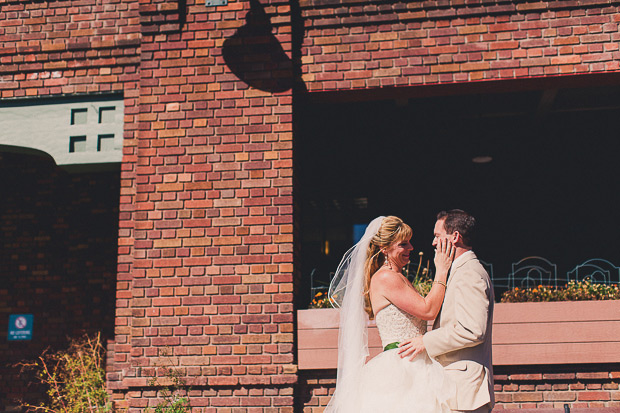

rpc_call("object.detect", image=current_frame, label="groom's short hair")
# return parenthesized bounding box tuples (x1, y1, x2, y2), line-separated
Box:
(437, 209, 475, 247)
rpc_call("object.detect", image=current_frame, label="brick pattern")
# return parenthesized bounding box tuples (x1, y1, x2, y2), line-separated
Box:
(140, 0, 184, 33)
(4, 0, 620, 410)
(107, 0, 297, 410)
(0, 152, 120, 410)
(113, 387, 295, 411)
(0, 0, 140, 97)
(1, 0, 296, 409)
(297, 371, 336, 412)
(298, 368, 620, 411)
(1, 0, 297, 408)
(299, 0, 620, 91)
(494, 368, 620, 410)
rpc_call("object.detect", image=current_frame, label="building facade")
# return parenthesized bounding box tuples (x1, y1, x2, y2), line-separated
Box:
(1, 0, 619, 410)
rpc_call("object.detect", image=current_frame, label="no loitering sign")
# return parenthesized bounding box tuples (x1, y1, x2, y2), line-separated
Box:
(8, 314, 33, 341)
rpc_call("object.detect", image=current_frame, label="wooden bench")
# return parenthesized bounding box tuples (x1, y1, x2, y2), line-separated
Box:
(297, 300, 620, 369)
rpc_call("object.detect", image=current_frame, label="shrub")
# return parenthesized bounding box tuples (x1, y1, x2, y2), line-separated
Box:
(309, 290, 334, 308)
(501, 279, 620, 303)
(17, 333, 112, 413)
(407, 252, 433, 296)
(412, 277, 433, 297)
(146, 348, 190, 413)
(307, 252, 434, 308)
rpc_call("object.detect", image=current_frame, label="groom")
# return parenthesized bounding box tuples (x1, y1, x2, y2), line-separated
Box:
(399, 209, 494, 413)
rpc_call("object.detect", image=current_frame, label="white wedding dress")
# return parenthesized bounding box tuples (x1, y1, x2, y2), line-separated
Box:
(326, 217, 455, 413)
(356, 304, 455, 412)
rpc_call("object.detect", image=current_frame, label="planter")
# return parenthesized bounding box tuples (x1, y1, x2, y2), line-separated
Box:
(493, 300, 620, 365)
(297, 300, 620, 369)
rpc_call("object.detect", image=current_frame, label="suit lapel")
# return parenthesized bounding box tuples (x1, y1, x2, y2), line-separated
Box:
(447, 251, 477, 286)
(435, 251, 477, 328)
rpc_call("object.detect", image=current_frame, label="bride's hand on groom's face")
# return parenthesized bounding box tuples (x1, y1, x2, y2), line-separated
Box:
(434, 238, 455, 276)
(398, 336, 425, 361)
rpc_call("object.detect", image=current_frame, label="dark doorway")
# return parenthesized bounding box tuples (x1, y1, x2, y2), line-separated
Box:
(298, 82, 620, 306)
(0, 151, 120, 409)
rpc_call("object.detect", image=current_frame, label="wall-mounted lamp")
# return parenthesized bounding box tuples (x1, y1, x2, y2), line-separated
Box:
(472, 156, 493, 164)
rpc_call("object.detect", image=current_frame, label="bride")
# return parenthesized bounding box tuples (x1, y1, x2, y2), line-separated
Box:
(326, 216, 455, 412)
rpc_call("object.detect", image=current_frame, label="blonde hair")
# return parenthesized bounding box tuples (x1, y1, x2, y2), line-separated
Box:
(363, 216, 412, 319)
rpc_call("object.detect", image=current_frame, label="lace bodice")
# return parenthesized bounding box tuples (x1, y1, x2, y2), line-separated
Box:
(374, 304, 427, 348)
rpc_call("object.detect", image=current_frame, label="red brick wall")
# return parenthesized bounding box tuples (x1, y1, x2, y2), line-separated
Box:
(0, 152, 120, 410)
(1, 0, 296, 408)
(494, 367, 620, 410)
(0, 0, 139, 409)
(298, 367, 620, 411)
(299, 0, 620, 92)
(297, 370, 337, 412)
(107, 0, 297, 410)
(4, 0, 620, 410)
(0, 0, 140, 98)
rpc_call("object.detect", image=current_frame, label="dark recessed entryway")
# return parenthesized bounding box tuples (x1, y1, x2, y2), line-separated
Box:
(298, 81, 620, 305)
(0, 151, 120, 408)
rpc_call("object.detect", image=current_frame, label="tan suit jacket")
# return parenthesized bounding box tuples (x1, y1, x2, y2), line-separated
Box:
(423, 251, 494, 411)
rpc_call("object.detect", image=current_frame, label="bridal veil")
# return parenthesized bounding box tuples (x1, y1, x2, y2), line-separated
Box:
(326, 216, 385, 412)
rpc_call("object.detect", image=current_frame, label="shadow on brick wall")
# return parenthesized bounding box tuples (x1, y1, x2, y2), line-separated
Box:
(222, 0, 295, 93)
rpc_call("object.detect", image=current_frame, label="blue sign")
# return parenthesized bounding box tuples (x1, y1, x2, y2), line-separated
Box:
(8, 314, 33, 341)
(353, 224, 368, 244)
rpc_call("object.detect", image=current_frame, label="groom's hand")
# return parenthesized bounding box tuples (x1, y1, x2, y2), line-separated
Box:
(398, 336, 425, 361)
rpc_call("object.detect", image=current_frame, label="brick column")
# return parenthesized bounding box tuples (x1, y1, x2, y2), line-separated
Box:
(108, 0, 297, 410)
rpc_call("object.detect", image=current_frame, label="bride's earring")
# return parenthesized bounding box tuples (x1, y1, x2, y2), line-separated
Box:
(383, 250, 392, 270)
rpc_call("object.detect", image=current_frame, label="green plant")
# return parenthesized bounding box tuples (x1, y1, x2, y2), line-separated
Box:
(307, 278, 434, 309)
(17, 333, 112, 413)
(501, 279, 620, 303)
(407, 251, 433, 296)
(308, 252, 436, 308)
(309, 290, 335, 308)
(147, 349, 190, 413)
(412, 275, 433, 297)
